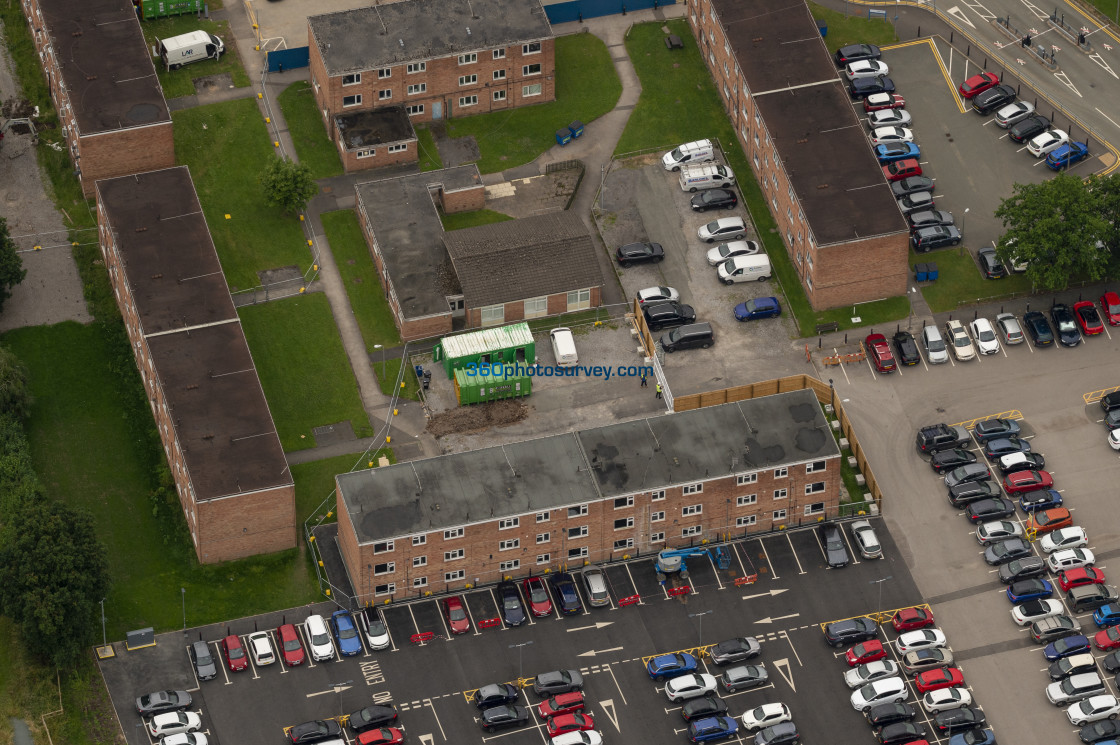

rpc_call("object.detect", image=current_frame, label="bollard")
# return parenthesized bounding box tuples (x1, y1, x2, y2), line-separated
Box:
(950, 32, 954, 43)
(844, 333, 848, 344)
(819, 337, 823, 349)
(974, 310, 978, 320)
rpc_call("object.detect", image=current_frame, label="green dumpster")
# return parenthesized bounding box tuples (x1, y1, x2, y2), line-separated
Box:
(139, 0, 204, 19)
(433, 322, 536, 379)
(454, 365, 532, 405)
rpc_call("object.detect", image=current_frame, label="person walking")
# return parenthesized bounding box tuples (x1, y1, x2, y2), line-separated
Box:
(640, 372, 648, 387)
(655, 383, 662, 399)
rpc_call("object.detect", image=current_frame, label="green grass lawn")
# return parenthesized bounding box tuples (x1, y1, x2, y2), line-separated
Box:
(174, 98, 313, 290)
(321, 210, 402, 350)
(1085, 0, 1119, 21)
(807, 2, 898, 51)
(444, 33, 621, 173)
(278, 81, 345, 180)
(415, 125, 443, 171)
(374, 358, 421, 401)
(239, 294, 373, 450)
(440, 208, 514, 231)
(140, 15, 251, 99)
(917, 248, 1034, 312)
(292, 449, 396, 528)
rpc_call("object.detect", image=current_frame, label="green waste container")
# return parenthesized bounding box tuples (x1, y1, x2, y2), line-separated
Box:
(454, 365, 532, 405)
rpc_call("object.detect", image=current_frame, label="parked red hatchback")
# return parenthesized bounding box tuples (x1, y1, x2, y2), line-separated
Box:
(1003, 469, 1053, 494)
(1096, 626, 1120, 651)
(442, 596, 471, 635)
(882, 158, 922, 182)
(522, 576, 553, 617)
(1073, 300, 1105, 335)
(358, 727, 405, 745)
(547, 713, 595, 737)
(1100, 292, 1120, 325)
(1059, 567, 1107, 593)
(221, 634, 248, 672)
(537, 691, 586, 719)
(276, 623, 305, 667)
(915, 666, 964, 693)
(845, 640, 887, 666)
(892, 607, 935, 631)
(959, 72, 999, 98)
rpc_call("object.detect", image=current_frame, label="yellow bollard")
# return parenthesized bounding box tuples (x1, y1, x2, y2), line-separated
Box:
(300, 215, 305, 222)
(299, 287, 306, 293)
(393, 409, 398, 416)
(224, 214, 231, 220)
(274, 141, 279, 147)
(265, 117, 271, 123)
(313, 263, 318, 271)
(368, 461, 374, 468)
(307, 239, 313, 246)
(257, 92, 262, 98)
(386, 435, 391, 444)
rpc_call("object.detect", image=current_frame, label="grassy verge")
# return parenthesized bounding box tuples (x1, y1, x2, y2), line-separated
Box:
(444, 33, 621, 173)
(292, 449, 396, 529)
(239, 294, 373, 450)
(321, 210, 402, 350)
(807, 2, 898, 50)
(139, 15, 250, 99)
(278, 81, 344, 180)
(374, 358, 421, 401)
(440, 209, 514, 231)
(915, 248, 1033, 312)
(174, 98, 311, 290)
(415, 125, 443, 172)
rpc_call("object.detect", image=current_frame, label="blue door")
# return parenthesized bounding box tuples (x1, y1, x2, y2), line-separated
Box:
(433, 101, 442, 120)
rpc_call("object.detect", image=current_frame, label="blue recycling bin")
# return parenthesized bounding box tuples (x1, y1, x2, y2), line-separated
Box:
(816, 19, 827, 37)
(915, 263, 928, 282)
(415, 364, 424, 380)
(555, 128, 572, 146)
(926, 262, 939, 281)
(568, 120, 584, 139)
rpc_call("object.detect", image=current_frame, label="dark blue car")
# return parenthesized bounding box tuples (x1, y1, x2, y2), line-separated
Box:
(497, 581, 526, 627)
(734, 297, 781, 321)
(874, 142, 921, 164)
(1044, 634, 1090, 661)
(646, 652, 699, 681)
(331, 610, 363, 656)
(1007, 578, 1053, 603)
(549, 573, 582, 615)
(1095, 605, 1120, 628)
(850, 75, 896, 98)
(1046, 141, 1089, 170)
(1019, 489, 1063, 512)
(949, 728, 996, 745)
(688, 716, 738, 743)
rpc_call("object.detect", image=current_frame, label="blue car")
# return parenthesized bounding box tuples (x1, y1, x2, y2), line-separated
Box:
(1007, 578, 1054, 603)
(1046, 141, 1089, 170)
(874, 142, 921, 164)
(688, 716, 738, 743)
(646, 652, 699, 681)
(330, 610, 363, 656)
(734, 297, 781, 321)
(549, 573, 583, 615)
(1044, 634, 1090, 661)
(1095, 605, 1120, 628)
(949, 728, 996, 745)
(1019, 488, 1063, 513)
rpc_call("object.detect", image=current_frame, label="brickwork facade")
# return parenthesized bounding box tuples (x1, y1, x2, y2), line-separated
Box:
(77, 123, 176, 197)
(339, 137, 418, 174)
(440, 185, 487, 213)
(463, 285, 601, 328)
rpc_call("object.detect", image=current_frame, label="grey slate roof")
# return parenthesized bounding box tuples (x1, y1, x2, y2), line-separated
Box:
(443, 211, 604, 308)
(309, 0, 554, 76)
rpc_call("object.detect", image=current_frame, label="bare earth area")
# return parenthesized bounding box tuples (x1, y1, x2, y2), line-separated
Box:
(425, 399, 529, 438)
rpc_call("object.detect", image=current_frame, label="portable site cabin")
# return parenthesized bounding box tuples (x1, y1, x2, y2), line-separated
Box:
(453, 366, 532, 405)
(432, 322, 536, 379)
(136, 0, 204, 19)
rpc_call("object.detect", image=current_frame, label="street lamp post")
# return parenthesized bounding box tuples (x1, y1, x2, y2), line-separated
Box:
(689, 610, 713, 651)
(510, 641, 534, 682)
(374, 344, 384, 378)
(958, 208, 970, 256)
(100, 598, 107, 648)
(870, 576, 893, 622)
(327, 680, 353, 718)
(181, 588, 186, 635)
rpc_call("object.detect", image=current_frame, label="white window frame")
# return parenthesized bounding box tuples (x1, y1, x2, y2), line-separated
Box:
(736, 515, 757, 527)
(537, 553, 551, 565)
(407, 83, 427, 96)
(536, 532, 550, 544)
(614, 538, 634, 551)
(683, 483, 703, 496)
(387, 143, 407, 153)
(807, 460, 827, 473)
(772, 509, 787, 521)
(342, 72, 361, 86)
(774, 467, 788, 478)
(480, 304, 504, 325)
(459, 74, 478, 86)
(805, 482, 826, 495)
(413, 576, 428, 588)
(374, 583, 395, 597)
(493, 48, 506, 59)
(378, 89, 392, 100)
(413, 556, 426, 567)
(682, 525, 702, 537)
(615, 496, 634, 509)
(650, 511, 665, 523)
(445, 569, 465, 582)
(374, 562, 395, 575)
(523, 83, 542, 97)
(737, 494, 757, 507)
(500, 559, 520, 571)
(566, 287, 589, 310)
(374, 540, 394, 554)
(498, 517, 519, 530)
(614, 517, 634, 530)
(805, 502, 826, 516)
(569, 525, 588, 539)
(356, 148, 375, 159)
(499, 538, 519, 551)
(458, 95, 478, 108)
(651, 532, 666, 544)
(650, 490, 665, 501)
(737, 473, 757, 485)
(407, 62, 426, 74)
(378, 68, 391, 79)
(493, 90, 506, 101)
(536, 511, 550, 523)
(568, 546, 589, 559)
(444, 528, 463, 540)
(493, 69, 507, 80)
(458, 53, 478, 65)
(568, 505, 588, 518)
(342, 94, 362, 107)
(444, 549, 464, 561)
(523, 41, 542, 55)
(682, 504, 702, 516)
(773, 489, 788, 500)
(524, 296, 547, 318)
(407, 104, 425, 116)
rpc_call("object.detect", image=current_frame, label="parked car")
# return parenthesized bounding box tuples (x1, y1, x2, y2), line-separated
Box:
(497, 581, 526, 626)
(734, 297, 781, 321)
(480, 705, 530, 732)
(897, 629, 947, 654)
(999, 556, 1047, 584)
(997, 451, 1045, 475)
(682, 695, 729, 722)
(946, 462, 990, 489)
(742, 703, 792, 732)
(976, 519, 1023, 545)
(661, 323, 715, 351)
(331, 610, 363, 655)
(851, 677, 908, 712)
(1074, 301, 1105, 335)
(1049, 547, 1096, 573)
(846, 59, 890, 79)
(1049, 653, 1098, 681)
(476, 684, 520, 709)
(959, 72, 999, 98)
(824, 616, 878, 647)
(150, 712, 202, 739)
(358, 728, 404, 745)
(1028, 128, 1070, 156)
(666, 673, 719, 701)
(908, 210, 955, 231)
(864, 92, 905, 111)
(534, 670, 584, 696)
(690, 188, 738, 212)
(1019, 488, 1063, 512)
(984, 537, 1033, 565)
(347, 705, 399, 733)
(1003, 470, 1054, 494)
(636, 286, 679, 305)
(977, 247, 1006, 278)
(549, 573, 582, 615)
(305, 614, 335, 661)
(847, 640, 887, 666)
(866, 333, 896, 373)
(850, 520, 883, 559)
(850, 75, 896, 98)
(709, 637, 762, 665)
(1008, 114, 1051, 143)
(189, 640, 217, 680)
(892, 331, 921, 365)
(1041, 527, 1089, 554)
(359, 608, 390, 649)
(983, 436, 1031, 459)
(836, 43, 882, 65)
(892, 607, 935, 631)
(973, 418, 1021, 443)
(871, 126, 914, 145)
(442, 596, 471, 634)
(523, 576, 553, 617)
(922, 687, 972, 713)
(916, 423, 970, 454)
(1012, 598, 1064, 626)
(967, 497, 1015, 522)
(247, 631, 276, 666)
(706, 239, 760, 266)
(136, 690, 192, 719)
(538, 692, 585, 719)
(844, 660, 900, 689)
(869, 108, 912, 128)
(1100, 291, 1120, 325)
(922, 326, 949, 363)
(1059, 567, 1107, 593)
(897, 191, 934, 215)
(819, 522, 850, 568)
(615, 242, 664, 267)
(948, 481, 1000, 508)
(994, 101, 1035, 127)
(873, 141, 920, 164)
(883, 158, 923, 181)
(720, 665, 768, 692)
(1023, 310, 1055, 345)
(865, 702, 915, 729)
(915, 667, 965, 693)
(995, 313, 1025, 345)
(688, 716, 739, 743)
(934, 706, 986, 734)
(698, 217, 747, 243)
(221, 634, 248, 672)
(903, 648, 954, 675)
(879, 722, 929, 745)
(972, 84, 1017, 114)
(1051, 303, 1083, 346)
(1068, 695, 1120, 726)
(930, 448, 977, 474)
(1027, 507, 1072, 534)
(581, 567, 610, 608)
(1047, 141, 1090, 170)
(912, 225, 961, 251)
(892, 175, 933, 197)
(945, 319, 975, 361)
(647, 652, 699, 680)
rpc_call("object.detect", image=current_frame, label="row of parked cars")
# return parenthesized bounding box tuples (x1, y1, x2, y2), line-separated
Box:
(470, 667, 603, 743)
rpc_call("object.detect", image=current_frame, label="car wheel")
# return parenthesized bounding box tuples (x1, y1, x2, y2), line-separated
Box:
(706, 238, 715, 243)
(735, 233, 744, 240)
(701, 342, 711, 349)
(725, 203, 735, 210)
(689, 187, 698, 193)
(665, 347, 675, 353)
(655, 675, 665, 682)
(1111, 714, 1118, 720)
(653, 256, 663, 263)
(952, 239, 960, 246)
(722, 278, 733, 285)
(757, 276, 769, 282)
(672, 165, 681, 172)
(619, 260, 630, 268)
(487, 726, 496, 733)
(720, 182, 730, 188)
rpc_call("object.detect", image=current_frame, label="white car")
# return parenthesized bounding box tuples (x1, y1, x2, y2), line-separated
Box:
(868, 108, 912, 129)
(1068, 695, 1120, 725)
(247, 631, 275, 666)
(741, 703, 792, 732)
(706, 240, 761, 266)
(697, 217, 746, 243)
(665, 673, 718, 701)
(1028, 129, 1069, 157)
(552, 732, 604, 745)
(850, 520, 882, 559)
(1011, 599, 1064, 626)
(161, 735, 208, 745)
(636, 286, 680, 305)
(148, 712, 202, 739)
(921, 686, 972, 713)
(850, 677, 907, 712)
(896, 628, 947, 654)
(976, 520, 1023, 545)
(969, 318, 1000, 355)
(1041, 527, 1088, 554)
(1111, 429, 1120, 451)
(846, 60, 890, 79)
(305, 614, 336, 662)
(994, 101, 1035, 128)
(871, 126, 915, 145)
(995, 312, 1025, 345)
(946, 319, 975, 361)
(361, 607, 391, 650)
(1048, 548, 1096, 573)
(844, 660, 900, 689)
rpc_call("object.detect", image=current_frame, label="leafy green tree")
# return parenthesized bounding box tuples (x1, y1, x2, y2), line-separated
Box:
(0, 344, 32, 421)
(0, 216, 28, 314)
(259, 157, 319, 215)
(994, 173, 1110, 292)
(0, 500, 111, 667)
(1089, 172, 1120, 265)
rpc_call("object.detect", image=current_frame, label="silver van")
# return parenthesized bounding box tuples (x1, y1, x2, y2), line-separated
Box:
(922, 325, 949, 364)
(662, 139, 715, 171)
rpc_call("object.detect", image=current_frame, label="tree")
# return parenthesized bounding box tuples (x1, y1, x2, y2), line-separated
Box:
(0, 500, 111, 667)
(993, 173, 1110, 292)
(0, 216, 28, 315)
(0, 344, 32, 421)
(1089, 172, 1120, 270)
(259, 157, 318, 215)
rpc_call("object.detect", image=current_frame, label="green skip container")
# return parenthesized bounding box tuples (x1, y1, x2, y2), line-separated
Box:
(453, 366, 531, 406)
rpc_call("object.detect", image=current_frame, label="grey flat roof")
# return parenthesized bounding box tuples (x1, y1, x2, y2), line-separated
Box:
(338, 390, 838, 543)
(309, 0, 554, 76)
(354, 165, 482, 319)
(39, 0, 170, 136)
(710, 0, 907, 244)
(336, 107, 416, 150)
(96, 167, 236, 334)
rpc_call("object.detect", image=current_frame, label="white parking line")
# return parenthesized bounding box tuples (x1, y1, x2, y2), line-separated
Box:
(488, 587, 508, 630)
(840, 527, 861, 565)
(296, 622, 317, 669)
(212, 640, 231, 685)
(758, 538, 779, 580)
(706, 551, 726, 589)
(424, 698, 448, 741)
(407, 602, 421, 638)
(788, 533, 807, 575)
(623, 563, 645, 605)
(435, 600, 453, 639)
(461, 594, 481, 636)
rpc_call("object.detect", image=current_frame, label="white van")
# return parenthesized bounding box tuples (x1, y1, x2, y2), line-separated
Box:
(550, 327, 578, 367)
(305, 614, 335, 661)
(678, 163, 735, 192)
(717, 254, 771, 284)
(662, 139, 715, 171)
(921, 325, 949, 364)
(158, 30, 224, 70)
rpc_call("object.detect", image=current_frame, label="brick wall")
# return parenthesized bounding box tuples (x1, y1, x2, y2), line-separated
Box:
(440, 185, 486, 213)
(399, 312, 453, 341)
(339, 139, 419, 174)
(78, 123, 176, 197)
(464, 287, 601, 329)
(195, 485, 297, 564)
(811, 233, 909, 308)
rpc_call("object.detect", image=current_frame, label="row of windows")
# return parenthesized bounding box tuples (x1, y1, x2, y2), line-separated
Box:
(345, 84, 541, 109)
(480, 286, 586, 325)
(355, 143, 409, 160)
(342, 44, 543, 89)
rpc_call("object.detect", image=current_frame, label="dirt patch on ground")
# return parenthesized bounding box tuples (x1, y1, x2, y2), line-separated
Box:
(426, 399, 529, 438)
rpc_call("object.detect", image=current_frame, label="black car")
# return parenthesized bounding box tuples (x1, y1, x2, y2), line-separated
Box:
(983, 437, 1031, 459)
(916, 423, 970, 454)
(189, 640, 217, 681)
(835, 43, 882, 66)
(878, 721, 928, 745)
(1102, 650, 1120, 673)
(1009, 114, 1051, 142)
(690, 188, 738, 212)
(998, 452, 1045, 474)
(475, 683, 520, 709)
(912, 225, 962, 251)
(643, 301, 697, 331)
(965, 497, 1016, 523)
(977, 247, 1006, 278)
(983, 537, 1032, 565)
(999, 556, 1047, 583)
(1079, 719, 1120, 744)
(930, 448, 978, 474)
(973, 418, 1022, 443)
(497, 581, 526, 626)
(972, 84, 1017, 114)
(948, 481, 1000, 508)
(1050, 654, 1100, 680)
(892, 331, 920, 365)
(1105, 408, 1120, 430)
(709, 637, 761, 665)
(1050, 303, 1082, 346)
(907, 210, 955, 232)
(289, 719, 343, 744)
(866, 702, 915, 728)
(824, 616, 877, 647)
(944, 463, 991, 488)
(1022, 311, 1055, 346)
(934, 707, 986, 735)
(1100, 391, 1120, 412)
(850, 75, 896, 98)
(819, 522, 850, 568)
(549, 572, 583, 615)
(480, 705, 530, 732)
(615, 242, 664, 267)
(681, 694, 729, 722)
(891, 176, 935, 197)
(136, 690, 192, 718)
(347, 705, 399, 733)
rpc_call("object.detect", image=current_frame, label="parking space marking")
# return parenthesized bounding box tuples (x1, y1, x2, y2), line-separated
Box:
(756, 538, 779, 580)
(832, 348, 851, 384)
(406, 602, 422, 639)
(462, 593, 480, 636)
(485, 587, 506, 631)
(705, 551, 726, 589)
(268, 628, 289, 673)
(784, 533, 806, 575)
(572, 576, 593, 616)
(422, 699, 447, 741)
(809, 529, 826, 567)
(211, 640, 231, 685)
(839, 524, 861, 565)
(605, 663, 628, 705)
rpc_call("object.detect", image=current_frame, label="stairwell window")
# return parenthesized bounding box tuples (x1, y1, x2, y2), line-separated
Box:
(523, 83, 542, 97)
(493, 90, 506, 101)
(494, 69, 506, 80)
(387, 144, 407, 153)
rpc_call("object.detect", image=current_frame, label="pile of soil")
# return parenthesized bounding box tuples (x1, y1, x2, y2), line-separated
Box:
(426, 399, 528, 437)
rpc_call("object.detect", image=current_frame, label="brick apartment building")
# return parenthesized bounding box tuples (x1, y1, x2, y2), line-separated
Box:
(96, 167, 296, 564)
(686, 0, 910, 309)
(335, 106, 418, 173)
(22, 0, 174, 197)
(334, 391, 841, 601)
(307, 0, 555, 132)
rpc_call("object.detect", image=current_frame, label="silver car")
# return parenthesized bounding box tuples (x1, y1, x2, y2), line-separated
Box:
(582, 567, 610, 607)
(994, 101, 1035, 128)
(849, 520, 882, 559)
(995, 313, 1024, 345)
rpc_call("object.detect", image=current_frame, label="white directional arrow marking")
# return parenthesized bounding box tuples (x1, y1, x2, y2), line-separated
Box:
(598, 699, 622, 733)
(772, 658, 796, 692)
(578, 646, 624, 658)
(755, 613, 800, 624)
(946, 6, 977, 28)
(566, 621, 614, 632)
(741, 588, 789, 601)
(306, 685, 353, 697)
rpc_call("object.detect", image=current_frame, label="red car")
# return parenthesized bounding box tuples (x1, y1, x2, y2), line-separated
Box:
(1096, 626, 1120, 651)
(547, 713, 595, 737)
(1059, 567, 1107, 592)
(537, 691, 586, 719)
(864, 92, 906, 112)
(221, 634, 248, 672)
(882, 158, 922, 182)
(442, 596, 470, 635)
(959, 72, 999, 98)
(845, 640, 887, 667)
(915, 667, 964, 693)
(522, 576, 553, 617)
(1003, 470, 1053, 494)
(276, 623, 305, 667)
(358, 727, 405, 745)
(865, 334, 896, 373)
(1025, 507, 1072, 534)
(1100, 292, 1120, 325)
(892, 607, 935, 631)
(1073, 300, 1105, 335)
